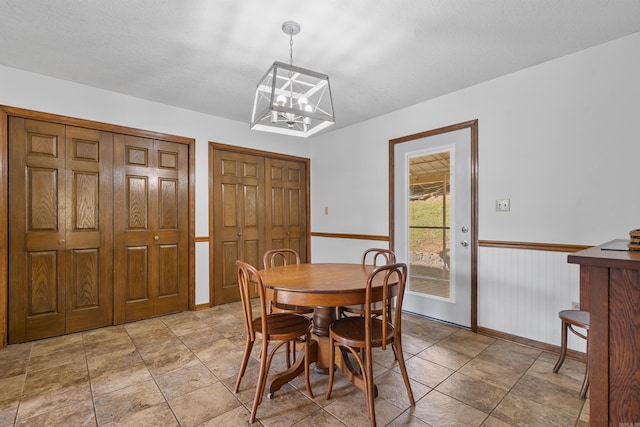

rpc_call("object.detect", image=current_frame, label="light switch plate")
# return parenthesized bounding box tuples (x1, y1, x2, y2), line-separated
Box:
(496, 198, 510, 212)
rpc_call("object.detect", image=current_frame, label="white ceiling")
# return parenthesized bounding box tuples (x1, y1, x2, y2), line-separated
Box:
(1, 0, 639, 135)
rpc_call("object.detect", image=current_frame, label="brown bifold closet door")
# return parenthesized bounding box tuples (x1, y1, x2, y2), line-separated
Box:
(8, 118, 114, 343)
(113, 135, 189, 323)
(211, 149, 265, 305)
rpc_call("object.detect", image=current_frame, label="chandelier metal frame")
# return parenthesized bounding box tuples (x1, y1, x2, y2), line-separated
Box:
(250, 21, 335, 137)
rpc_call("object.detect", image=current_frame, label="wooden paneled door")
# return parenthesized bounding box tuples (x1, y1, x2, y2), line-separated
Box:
(8, 118, 114, 343)
(265, 158, 307, 261)
(113, 135, 189, 323)
(211, 149, 265, 305)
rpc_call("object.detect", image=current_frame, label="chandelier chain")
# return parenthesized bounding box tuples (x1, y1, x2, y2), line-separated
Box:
(289, 32, 294, 67)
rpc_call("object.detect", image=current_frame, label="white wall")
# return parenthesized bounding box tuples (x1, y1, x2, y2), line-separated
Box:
(0, 65, 312, 304)
(310, 32, 640, 347)
(311, 32, 640, 245)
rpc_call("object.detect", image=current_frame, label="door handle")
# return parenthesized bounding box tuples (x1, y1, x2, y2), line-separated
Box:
(58, 239, 65, 245)
(461, 240, 469, 247)
(154, 236, 159, 241)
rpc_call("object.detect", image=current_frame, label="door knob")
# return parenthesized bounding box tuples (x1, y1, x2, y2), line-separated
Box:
(461, 226, 469, 233)
(154, 236, 159, 241)
(461, 240, 469, 247)
(58, 239, 65, 245)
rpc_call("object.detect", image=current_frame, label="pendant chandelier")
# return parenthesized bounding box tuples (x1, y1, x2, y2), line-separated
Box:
(250, 21, 335, 138)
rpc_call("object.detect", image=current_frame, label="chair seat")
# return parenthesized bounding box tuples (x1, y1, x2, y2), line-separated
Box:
(341, 300, 385, 316)
(559, 309, 590, 329)
(330, 317, 394, 348)
(253, 313, 312, 340)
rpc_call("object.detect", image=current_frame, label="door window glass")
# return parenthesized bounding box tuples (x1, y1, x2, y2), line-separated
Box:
(408, 152, 451, 299)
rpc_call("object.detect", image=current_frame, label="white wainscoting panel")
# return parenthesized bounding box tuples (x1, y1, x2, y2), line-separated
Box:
(478, 246, 585, 352)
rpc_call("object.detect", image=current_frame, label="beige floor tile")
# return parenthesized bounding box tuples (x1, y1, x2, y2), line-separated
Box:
(491, 393, 580, 426)
(474, 339, 541, 374)
(253, 385, 323, 427)
(324, 388, 405, 427)
(526, 351, 586, 391)
(399, 334, 434, 355)
(293, 408, 347, 426)
(14, 400, 96, 427)
(93, 379, 165, 425)
(196, 405, 252, 426)
(168, 382, 241, 427)
(416, 343, 472, 370)
(82, 324, 129, 346)
(137, 340, 198, 376)
(101, 402, 178, 426)
(154, 360, 219, 400)
(437, 331, 493, 359)
(482, 415, 515, 426)
(30, 333, 84, 358)
(412, 390, 489, 426)
(386, 412, 431, 426)
(376, 370, 430, 409)
(435, 372, 508, 413)
(17, 381, 92, 422)
(507, 374, 585, 419)
(404, 354, 454, 388)
(458, 357, 523, 390)
(89, 361, 153, 397)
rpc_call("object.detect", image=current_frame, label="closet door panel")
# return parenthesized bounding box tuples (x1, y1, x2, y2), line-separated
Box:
(9, 118, 66, 342)
(153, 140, 188, 316)
(64, 126, 113, 333)
(114, 135, 156, 322)
(265, 158, 307, 262)
(212, 149, 265, 304)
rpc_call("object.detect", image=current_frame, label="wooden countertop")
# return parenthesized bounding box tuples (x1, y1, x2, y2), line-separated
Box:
(568, 239, 640, 270)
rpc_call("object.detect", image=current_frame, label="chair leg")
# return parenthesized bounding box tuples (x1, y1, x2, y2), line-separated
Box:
(250, 340, 269, 424)
(579, 330, 590, 399)
(235, 336, 254, 393)
(553, 319, 568, 373)
(393, 340, 415, 406)
(364, 347, 377, 427)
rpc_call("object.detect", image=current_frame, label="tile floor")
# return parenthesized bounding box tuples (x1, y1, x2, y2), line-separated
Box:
(0, 302, 589, 426)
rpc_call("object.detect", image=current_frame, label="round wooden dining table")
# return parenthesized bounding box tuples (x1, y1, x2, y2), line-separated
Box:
(259, 263, 392, 396)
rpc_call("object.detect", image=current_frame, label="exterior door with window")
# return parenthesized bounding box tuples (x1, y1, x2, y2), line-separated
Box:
(391, 122, 477, 328)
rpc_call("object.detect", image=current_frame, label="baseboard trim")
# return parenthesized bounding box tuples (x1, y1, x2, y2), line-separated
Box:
(476, 326, 586, 362)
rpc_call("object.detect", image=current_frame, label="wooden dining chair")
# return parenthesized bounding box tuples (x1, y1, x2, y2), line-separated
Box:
(339, 248, 397, 319)
(553, 309, 590, 399)
(263, 249, 314, 316)
(234, 260, 314, 424)
(326, 262, 415, 426)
